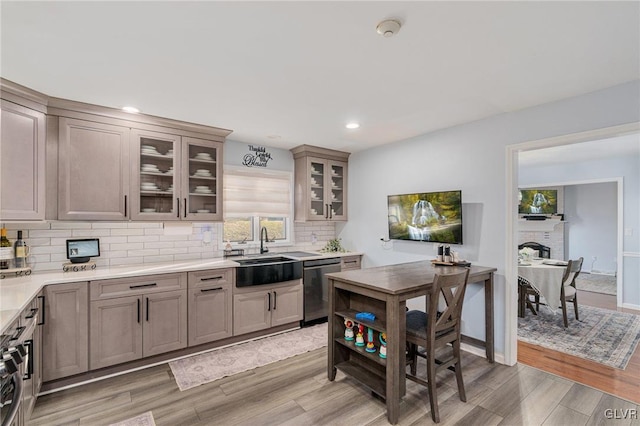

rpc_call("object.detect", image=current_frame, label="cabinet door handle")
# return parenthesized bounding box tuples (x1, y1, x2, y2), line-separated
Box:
(325, 204, 329, 219)
(201, 287, 223, 293)
(267, 292, 271, 311)
(129, 283, 157, 289)
(345, 260, 357, 264)
(184, 198, 187, 217)
(177, 198, 180, 218)
(137, 298, 141, 323)
(11, 326, 25, 341)
(24, 339, 33, 380)
(37, 295, 45, 325)
(124, 195, 128, 218)
(329, 204, 333, 219)
(146, 297, 150, 322)
(200, 276, 223, 281)
(273, 291, 277, 310)
(25, 307, 39, 319)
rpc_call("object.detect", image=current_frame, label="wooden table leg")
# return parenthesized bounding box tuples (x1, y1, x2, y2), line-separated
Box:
(484, 274, 495, 363)
(328, 279, 336, 381)
(385, 295, 402, 424)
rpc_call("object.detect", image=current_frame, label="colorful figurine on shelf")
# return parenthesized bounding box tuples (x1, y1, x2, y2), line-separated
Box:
(365, 327, 376, 353)
(344, 319, 355, 341)
(355, 323, 365, 347)
(379, 332, 387, 359)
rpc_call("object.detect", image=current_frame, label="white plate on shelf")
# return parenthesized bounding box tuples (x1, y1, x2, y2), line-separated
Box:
(195, 189, 213, 194)
(196, 209, 211, 213)
(195, 153, 212, 160)
(142, 208, 156, 213)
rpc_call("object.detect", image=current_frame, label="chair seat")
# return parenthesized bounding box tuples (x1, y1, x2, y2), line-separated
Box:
(407, 310, 446, 340)
(564, 285, 576, 298)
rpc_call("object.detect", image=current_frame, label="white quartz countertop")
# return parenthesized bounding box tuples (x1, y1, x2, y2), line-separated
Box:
(0, 251, 362, 333)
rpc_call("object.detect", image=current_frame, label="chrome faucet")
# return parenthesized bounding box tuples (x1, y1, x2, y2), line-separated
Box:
(260, 227, 269, 254)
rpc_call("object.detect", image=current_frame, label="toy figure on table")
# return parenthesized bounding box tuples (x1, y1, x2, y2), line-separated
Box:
(355, 323, 365, 347)
(379, 332, 387, 358)
(344, 319, 355, 341)
(365, 327, 376, 353)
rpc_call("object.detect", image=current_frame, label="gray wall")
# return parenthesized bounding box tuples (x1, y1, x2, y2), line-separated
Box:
(564, 182, 618, 275)
(337, 80, 640, 359)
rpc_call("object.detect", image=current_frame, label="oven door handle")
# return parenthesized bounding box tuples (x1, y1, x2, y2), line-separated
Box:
(1, 372, 24, 426)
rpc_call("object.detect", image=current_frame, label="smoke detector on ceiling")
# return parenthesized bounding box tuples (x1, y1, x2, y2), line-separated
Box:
(376, 19, 401, 38)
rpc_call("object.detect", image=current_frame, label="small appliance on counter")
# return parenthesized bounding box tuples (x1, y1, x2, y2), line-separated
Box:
(62, 238, 100, 272)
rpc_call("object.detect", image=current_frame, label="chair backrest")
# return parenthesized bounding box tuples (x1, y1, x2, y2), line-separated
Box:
(518, 241, 551, 259)
(426, 269, 470, 343)
(562, 257, 584, 288)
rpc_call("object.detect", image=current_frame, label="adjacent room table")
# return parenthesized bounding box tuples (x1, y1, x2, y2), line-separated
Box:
(326, 261, 496, 425)
(518, 259, 567, 314)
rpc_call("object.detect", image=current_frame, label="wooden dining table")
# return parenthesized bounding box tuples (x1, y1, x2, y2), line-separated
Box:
(326, 261, 496, 424)
(518, 259, 568, 314)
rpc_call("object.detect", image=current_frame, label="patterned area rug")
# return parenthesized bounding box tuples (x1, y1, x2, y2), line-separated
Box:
(169, 324, 327, 391)
(518, 305, 640, 369)
(108, 411, 156, 426)
(575, 273, 616, 296)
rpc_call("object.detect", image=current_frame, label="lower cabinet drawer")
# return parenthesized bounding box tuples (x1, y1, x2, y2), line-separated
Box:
(341, 256, 361, 270)
(90, 273, 187, 300)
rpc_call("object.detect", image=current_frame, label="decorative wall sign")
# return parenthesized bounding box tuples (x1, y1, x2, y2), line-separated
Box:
(242, 145, 273, 168)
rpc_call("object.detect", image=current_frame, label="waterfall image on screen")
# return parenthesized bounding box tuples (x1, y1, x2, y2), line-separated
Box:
(518, 189, 557, 215)
(387, 190, 463, 244)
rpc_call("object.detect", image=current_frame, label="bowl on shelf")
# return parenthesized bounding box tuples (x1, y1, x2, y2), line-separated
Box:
(196, 209, 211, 213)
(142, 208, 156, 213)
(195, 153, 212, 160)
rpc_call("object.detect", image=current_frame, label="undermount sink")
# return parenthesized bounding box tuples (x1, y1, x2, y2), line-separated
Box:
(235, 256, 303, 287)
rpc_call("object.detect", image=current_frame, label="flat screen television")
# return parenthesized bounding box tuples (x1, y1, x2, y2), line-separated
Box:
(387, 190, 463, 244)
(518, 189, 558, 215)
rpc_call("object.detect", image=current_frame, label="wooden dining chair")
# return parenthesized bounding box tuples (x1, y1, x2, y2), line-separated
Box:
(560, 257, 584, 327)
(405, 269, 470, 423)
(518, 276, 539, 317)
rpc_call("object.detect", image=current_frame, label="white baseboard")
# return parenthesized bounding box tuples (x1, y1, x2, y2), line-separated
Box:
(621, 302, 640, 312)
(461, 343, 507, 365)
(589, 269, 616, 276)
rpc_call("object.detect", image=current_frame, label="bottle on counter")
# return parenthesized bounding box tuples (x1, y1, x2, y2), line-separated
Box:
(0, 226, 12, 269)
(14, 230, 28, 269)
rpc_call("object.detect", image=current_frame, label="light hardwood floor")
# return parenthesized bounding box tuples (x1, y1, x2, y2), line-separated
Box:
(30, 340, 639, 425)
(517, 290, 640, 406)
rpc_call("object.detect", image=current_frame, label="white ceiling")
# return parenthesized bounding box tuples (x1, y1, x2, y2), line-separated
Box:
(2, 1, 639, 153)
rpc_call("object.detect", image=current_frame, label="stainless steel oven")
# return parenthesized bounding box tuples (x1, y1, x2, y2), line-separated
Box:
(302, 257, 341, 325)
(1, 312, 35, 426)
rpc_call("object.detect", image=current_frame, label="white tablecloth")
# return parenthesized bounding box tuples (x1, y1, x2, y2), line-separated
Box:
(518, 260, 567, 313)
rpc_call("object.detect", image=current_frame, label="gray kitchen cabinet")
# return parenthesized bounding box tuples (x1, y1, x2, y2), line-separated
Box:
(340, 255, 362, 271)
(89, 273, 187, 369)
(233, 281, 303, 336)
(58, 117, 130, 220)
(42, 282, 89, 382)
(18, 293, 43, 422)
(291, 145, 349, 222)
(187, 269, 233, 346)
(0, 99, 46, 220)
(130, 130, 223, 221)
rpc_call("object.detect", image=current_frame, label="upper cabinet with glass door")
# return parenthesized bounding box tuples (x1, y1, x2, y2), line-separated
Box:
(291, 145, 350, 222)
(130, 129, 180, 220)
(131, 131, 223, 221)
(182, 137, 223, 221)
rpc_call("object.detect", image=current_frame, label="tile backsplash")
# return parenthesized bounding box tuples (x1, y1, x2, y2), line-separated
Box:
(2, 221, 336, 273)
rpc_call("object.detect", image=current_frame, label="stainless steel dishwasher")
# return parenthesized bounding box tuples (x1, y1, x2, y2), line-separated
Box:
(302, 257, 341, 325)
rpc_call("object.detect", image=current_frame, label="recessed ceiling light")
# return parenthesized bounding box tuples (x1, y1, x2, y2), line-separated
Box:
(346, 122, 360, 129)
(122, 106, 140, 114)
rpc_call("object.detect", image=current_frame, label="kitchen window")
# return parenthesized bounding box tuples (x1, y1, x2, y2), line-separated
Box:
(223, 167, 292, 245)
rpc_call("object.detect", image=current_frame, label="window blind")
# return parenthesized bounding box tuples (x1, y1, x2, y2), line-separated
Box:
(224, 168, 292, 217)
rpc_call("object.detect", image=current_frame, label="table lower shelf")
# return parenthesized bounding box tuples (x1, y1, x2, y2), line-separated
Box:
(335, 360, 386, 398)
